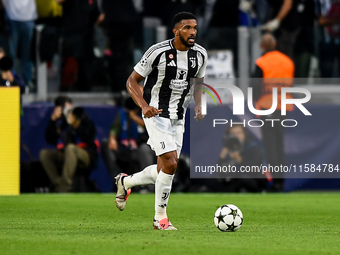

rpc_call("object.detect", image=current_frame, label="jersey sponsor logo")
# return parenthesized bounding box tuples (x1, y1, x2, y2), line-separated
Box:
(169, 79, 188, 90)
(160, 141, 165, 149)
(167, 60, 176, 67)
(189, 57, 196, 68)
(170, 70, 188, 90)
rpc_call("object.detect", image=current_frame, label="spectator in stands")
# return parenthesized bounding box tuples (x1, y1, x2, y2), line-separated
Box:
(202, 0, 239, 73)
(98, 0, 139, 93)
(294, 0, 315, 77)
(255, 0, 271, 25)
(39, 95, 72, 190)
(0, 2, 8, 54)
(40, 101, 98, 192)
(218, 124, 267, 192)
(0, 47, 5, 59)
(263, 0, 304, 59)
(56, 0, 99, 91)
(0, 56, 25, 117)
(2, 0, 37, 86)
(34, 0, 63, 63)
(317, 0, 340, 77)
(251, 33, 294, 191)
(101, 97, 154, 181)
(43, 95, 73, 146)
(0, 56, 25, 92)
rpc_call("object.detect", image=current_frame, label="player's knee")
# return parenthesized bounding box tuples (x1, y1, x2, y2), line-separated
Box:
(169, 161, 178, 174)
(166, 162, 177, 174)
(162, 156, 178, 174)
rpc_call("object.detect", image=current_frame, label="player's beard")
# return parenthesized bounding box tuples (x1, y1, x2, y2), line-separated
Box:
(179, 33, 195, 48)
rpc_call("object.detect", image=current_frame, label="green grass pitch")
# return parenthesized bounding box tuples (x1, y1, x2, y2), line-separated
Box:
(1, 193, 340, 255)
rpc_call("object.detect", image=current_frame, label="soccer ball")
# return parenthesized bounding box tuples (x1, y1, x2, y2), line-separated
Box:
(214, 204, 243, 232)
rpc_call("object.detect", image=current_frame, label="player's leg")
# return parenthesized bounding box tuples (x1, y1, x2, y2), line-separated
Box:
(115, 116, 178, 213)
(123, 164, 158, 189)
(115, 161, 159, 211)
(153, 119, 183, 230)
(153, 150, 178, 230)
(155, 151, 177, 220)
(115, 117, 159, 210)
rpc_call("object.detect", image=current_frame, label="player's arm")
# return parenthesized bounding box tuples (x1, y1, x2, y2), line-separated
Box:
(194, 78, 204, 121)
(126, 71, 162, 118)
(194, 50, 208, 121)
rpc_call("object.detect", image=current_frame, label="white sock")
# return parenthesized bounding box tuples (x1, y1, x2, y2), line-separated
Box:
(154, 170, 174, 220)
(124, 164, 158, 190)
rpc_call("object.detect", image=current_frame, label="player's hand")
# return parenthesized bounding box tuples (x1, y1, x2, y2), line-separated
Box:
(51, 106, 63, 121)
(142, 105, 162, 118)
(194, 105, 204, 121)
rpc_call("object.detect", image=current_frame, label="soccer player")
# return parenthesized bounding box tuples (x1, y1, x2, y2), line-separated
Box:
(115, 12, 207, 230)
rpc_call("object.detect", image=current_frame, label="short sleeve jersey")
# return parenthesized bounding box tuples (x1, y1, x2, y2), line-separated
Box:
(134, 39, 208, 120)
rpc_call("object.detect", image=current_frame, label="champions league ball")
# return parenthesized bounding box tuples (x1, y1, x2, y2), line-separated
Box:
(214, 204, 243, 232)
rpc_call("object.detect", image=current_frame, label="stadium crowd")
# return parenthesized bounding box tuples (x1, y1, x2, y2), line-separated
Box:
(2, 0, 340, 193)
(0, 0, 339, 93)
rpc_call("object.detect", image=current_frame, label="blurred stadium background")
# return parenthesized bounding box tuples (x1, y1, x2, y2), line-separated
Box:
(1, 0, 340, 194)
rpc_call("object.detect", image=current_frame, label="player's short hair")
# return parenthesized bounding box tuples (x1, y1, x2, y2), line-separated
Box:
(173, 12, 196, 28)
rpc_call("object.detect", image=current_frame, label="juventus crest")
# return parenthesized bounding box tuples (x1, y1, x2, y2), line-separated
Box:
(189, 57, 196, 68)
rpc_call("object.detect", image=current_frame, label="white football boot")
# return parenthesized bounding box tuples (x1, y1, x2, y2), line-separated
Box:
(115, 173, 131, 211)
(153, 218, 177, 230)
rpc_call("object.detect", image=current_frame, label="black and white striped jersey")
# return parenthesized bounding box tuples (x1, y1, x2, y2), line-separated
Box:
(134, 39, 208, 120)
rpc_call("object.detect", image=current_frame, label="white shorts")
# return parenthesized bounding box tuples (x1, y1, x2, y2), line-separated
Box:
(143, 116, 184, 158)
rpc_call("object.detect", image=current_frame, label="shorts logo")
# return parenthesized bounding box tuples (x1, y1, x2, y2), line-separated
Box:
(169, 54, 174, 59)
(160, 141, 165, 149)
(189, 57, 196, 68)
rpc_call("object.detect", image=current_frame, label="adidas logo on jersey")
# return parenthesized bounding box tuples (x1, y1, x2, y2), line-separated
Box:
(167, 60, 176, 67)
